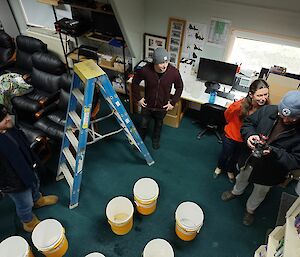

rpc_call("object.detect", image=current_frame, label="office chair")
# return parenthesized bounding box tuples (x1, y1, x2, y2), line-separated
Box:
(0, 31, 15, 72)
(7, 35, 47, 75)
(196, 103, 226, 143)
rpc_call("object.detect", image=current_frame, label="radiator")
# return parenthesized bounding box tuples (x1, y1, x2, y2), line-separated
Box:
(26, 27, 71, 64)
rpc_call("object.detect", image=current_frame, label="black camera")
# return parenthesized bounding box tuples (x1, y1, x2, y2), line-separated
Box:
(252, 135, 269, 158)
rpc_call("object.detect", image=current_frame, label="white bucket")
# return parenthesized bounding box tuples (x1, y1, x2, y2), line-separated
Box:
(143, 238, 174, 257)
(32, 219, 68, 257)
(175, 201, 204, 241)
(85, 253, 105, 257)
(133, 178, 159, 215)
(0, 236, 34, 257)
(106, 196, 134, 235)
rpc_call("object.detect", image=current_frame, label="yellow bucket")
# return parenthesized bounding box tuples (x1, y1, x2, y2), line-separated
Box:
(175, 202, 204, 241)
(85, 253, 105, 257)
(133, 178, 159, 215)
(143, 238, 174, 257)
(106, 196, 134, 235)
(0, 236, 34, 257)
(32, 219, 68, 257)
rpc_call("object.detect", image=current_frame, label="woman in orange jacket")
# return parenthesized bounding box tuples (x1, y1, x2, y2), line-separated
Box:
(214, 79, 270, 182)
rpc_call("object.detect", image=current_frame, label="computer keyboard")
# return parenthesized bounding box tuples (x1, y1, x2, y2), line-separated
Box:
(216, 91, 235, 101)
(205, 88, 235, 101)
(233, 84, 249, 93)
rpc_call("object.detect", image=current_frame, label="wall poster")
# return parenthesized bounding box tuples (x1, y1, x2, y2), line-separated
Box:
(182, 22, 208, 65)
(166, 17, 186, 68)
(207, 18, 231, 47)
(143, 33, 167, 62)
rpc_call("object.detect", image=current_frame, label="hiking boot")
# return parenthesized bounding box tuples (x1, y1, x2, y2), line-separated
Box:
(243, 211, 254, 226)
(23, 214, 40, 232)
(221, 190, 238, 201)
(227, 172, 235, 183)
(152, 140, 160, 150)
(34, 195, 58, 208)
(213, 167, 222, 178)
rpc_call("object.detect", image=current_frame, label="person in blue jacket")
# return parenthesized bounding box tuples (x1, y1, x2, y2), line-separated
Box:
(0, 104, 58, 232)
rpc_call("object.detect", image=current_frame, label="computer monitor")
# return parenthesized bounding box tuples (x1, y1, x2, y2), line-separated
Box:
(91, 11, 123, 38)
(197, 58, 238, 86)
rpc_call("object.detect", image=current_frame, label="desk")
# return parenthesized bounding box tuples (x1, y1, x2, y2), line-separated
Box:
(179, 72, 247, 107)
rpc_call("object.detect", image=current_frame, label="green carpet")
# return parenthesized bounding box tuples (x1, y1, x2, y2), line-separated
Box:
(0, 104, 297, 257)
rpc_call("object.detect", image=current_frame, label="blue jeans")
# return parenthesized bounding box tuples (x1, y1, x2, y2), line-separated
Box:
(7, 175, 41, 223)
(217, 135, 243, 174)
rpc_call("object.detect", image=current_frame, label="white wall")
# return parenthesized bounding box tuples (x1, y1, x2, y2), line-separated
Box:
(143, 0, 300, 61)
(0, 0, 20, 37)
(111, 0, 145, 62)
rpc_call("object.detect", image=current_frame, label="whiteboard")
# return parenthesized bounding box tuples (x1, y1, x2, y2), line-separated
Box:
(19, 0, 72, 29)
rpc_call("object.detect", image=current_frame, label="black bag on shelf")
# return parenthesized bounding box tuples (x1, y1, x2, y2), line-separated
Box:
(54, 18, 90, 37)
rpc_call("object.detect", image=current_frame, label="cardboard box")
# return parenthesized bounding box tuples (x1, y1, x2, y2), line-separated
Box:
(113, 62, 125, 72)
(100, 56, 116, 67)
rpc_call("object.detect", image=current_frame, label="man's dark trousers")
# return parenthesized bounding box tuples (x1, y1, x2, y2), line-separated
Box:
(140, 108, 167, 145)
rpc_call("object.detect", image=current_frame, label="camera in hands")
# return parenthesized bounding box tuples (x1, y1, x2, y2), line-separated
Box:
(252, 135, 269, 158)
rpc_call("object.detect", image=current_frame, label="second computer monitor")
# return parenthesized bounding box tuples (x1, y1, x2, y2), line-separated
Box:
(197, 58, 238, 86)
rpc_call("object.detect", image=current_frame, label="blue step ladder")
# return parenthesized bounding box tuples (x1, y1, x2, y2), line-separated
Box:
(57, 60, 154, 209)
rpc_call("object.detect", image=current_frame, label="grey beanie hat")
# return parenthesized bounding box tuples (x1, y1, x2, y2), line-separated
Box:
(278, 90, 300, 117)
(153, 47, 170, 64)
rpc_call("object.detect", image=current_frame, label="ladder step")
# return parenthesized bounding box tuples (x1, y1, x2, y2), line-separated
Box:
(69, 111, 81, 128)
(59, 163, 74, 187)
(63, 147, 76, 171)
(66, 129, 78, 152)
(72, 88, 84, 106)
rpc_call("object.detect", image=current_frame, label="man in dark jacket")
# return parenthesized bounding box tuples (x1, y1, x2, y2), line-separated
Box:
(132, 47, 183, 149)
(0, 104, 58, 232)
(221, 91, 300, 225)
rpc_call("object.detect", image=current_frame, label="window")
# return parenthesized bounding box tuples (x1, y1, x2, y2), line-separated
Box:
(227, 30, 300, 74)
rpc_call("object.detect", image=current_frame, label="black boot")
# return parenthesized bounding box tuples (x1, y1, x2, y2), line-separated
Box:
(152, 138, 160, 150)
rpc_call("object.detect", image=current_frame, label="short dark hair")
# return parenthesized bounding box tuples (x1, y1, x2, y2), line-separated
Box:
(0, 104, 8, 122)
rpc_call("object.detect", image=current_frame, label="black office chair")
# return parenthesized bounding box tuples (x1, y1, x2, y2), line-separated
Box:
(7, 35, 47, 75)
(196, 103, 226, 143)
(0, 31, 15, 72)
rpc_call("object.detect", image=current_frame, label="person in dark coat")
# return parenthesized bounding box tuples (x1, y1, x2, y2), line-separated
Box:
(221, 90, 300, 225)
(0, 104, 58, 232)
(132, 47, 183, 149)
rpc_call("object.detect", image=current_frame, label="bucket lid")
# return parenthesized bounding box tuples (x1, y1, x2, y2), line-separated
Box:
(0, 236, 29, 257)
(32, 219, 63, 251)
(106, 196, 134, 223)
(133, 178, 159, 201)
(85, 253, 106, 257)
(175, 202, 204, 229)
(143, 238, 174, 257)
